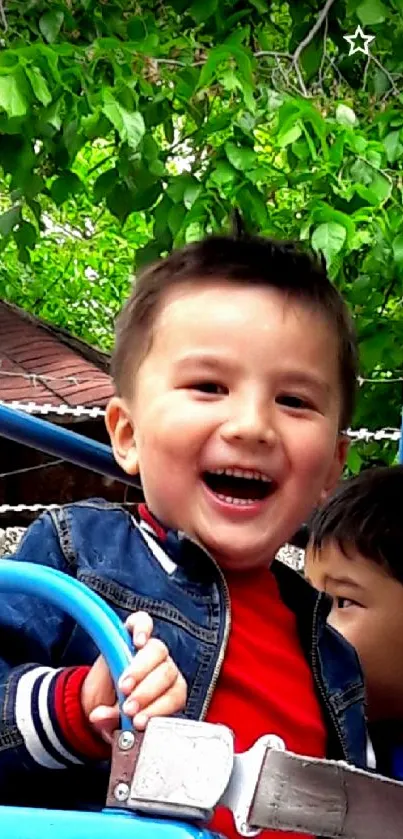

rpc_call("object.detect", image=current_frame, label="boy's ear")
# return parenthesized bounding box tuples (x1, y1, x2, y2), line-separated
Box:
(320, 434, 349, 503)
(105, 397, 139, 476)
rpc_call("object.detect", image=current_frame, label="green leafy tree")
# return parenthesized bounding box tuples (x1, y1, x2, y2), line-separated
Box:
(0, 0, 402, 468)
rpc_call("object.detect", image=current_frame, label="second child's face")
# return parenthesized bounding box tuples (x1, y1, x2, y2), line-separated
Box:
(306, 542, 403, 721)
(108, 281, 346, 571)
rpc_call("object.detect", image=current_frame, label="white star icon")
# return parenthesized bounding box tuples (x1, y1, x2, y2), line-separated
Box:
(343, 25, 375, 56)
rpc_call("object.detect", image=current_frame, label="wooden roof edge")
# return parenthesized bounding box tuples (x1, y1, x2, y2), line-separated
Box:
(0, 300, 112, 374)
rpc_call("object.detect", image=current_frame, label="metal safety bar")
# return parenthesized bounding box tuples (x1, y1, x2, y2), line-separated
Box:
(0, 560, 213, 839)
(0, 402, 141, 487)
(0, 560, 134, 729)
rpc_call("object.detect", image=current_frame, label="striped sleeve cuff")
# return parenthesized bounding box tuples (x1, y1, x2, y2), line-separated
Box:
(15, 666, 84, 769)
(15, 665, 109, 769)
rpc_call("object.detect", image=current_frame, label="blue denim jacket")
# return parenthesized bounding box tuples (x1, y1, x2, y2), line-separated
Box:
(0, 499, 367, 810)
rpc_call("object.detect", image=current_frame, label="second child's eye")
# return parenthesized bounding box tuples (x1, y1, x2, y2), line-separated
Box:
(336, 596, 360, 609)
(189, 381, 227, 395)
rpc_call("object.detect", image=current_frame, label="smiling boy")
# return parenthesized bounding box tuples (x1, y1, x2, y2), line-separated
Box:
(305, 465, 403, 780)
(0, 233, 367, 836)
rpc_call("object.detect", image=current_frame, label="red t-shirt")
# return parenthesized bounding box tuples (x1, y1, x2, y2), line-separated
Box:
(206, 566, 326, 839)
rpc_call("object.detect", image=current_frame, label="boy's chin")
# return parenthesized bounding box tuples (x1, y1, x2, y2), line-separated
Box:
(203, 536, 277, 572)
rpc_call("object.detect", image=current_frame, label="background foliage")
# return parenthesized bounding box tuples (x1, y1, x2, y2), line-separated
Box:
(0, 0, 403, 470)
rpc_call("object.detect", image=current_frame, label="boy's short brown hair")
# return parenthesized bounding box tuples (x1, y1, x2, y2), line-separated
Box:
(111, 234, 358, 429)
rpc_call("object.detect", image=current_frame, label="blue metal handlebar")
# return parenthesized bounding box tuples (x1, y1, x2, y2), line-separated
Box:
(0, 561, 210, 839)
(0, 560, 134, 729)
(0, 402, 141, 487)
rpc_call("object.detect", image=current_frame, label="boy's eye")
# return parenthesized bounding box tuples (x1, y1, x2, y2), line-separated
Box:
(276, 394, 313, 410)
(335, 596, 359, 609)
(189, 381, 227, 395)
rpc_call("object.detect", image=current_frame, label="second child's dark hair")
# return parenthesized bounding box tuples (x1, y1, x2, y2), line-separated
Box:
(310, 466, 403, 584)
(112, 233, 358, 429)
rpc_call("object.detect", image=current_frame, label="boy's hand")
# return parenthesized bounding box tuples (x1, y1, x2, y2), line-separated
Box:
(81, 611, 187, 743)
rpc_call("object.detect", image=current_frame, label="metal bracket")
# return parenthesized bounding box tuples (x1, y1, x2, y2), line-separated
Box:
(106, 719, 285, 834)
(106, 718, 235, 821)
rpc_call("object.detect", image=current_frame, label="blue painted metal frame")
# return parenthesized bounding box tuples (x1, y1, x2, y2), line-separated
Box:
(0, 805, 207, 839)
(0, 561, 212, 839)
(0, 560, 133, 728)
(0, 402, 141, 487)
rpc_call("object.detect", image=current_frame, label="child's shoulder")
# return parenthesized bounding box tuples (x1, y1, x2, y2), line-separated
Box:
(17, 499, 139, 566)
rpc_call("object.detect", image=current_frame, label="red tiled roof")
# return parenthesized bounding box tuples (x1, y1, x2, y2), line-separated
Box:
(0, 301, 114, 411)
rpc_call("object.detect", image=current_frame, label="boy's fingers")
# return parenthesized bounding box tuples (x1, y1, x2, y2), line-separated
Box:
(132, 675, 188, 730)
(118, 638, 168, 691)
(125, 611, 153, 648)
(89, 703, 120, 744)
(122, 658, 184, 713)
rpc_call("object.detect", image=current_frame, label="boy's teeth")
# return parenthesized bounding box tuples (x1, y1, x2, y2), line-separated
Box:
(216, 494, 258, 506)
(211, 467, 271, 482)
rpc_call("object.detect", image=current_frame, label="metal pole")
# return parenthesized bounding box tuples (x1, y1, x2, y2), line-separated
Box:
(0, 403, 141, 487)
(399, 410, 403, 465)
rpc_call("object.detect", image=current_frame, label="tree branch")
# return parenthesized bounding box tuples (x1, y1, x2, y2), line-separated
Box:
(370, 54, 400, 99)
(292, 0, 337, 95)
(0, 0, 7, 31)
(293, 0, 337, 64)
(254, 51, 292, 60)
(318, 15, 328, 90)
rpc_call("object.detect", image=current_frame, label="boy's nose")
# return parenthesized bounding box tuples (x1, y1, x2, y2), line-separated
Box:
(220, 403, 276, 446)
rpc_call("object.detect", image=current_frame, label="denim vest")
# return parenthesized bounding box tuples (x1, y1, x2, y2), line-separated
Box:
(0, 499, 367, 810)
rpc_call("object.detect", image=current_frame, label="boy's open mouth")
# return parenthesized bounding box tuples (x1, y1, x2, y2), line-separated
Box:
(202, 467, 274, 505)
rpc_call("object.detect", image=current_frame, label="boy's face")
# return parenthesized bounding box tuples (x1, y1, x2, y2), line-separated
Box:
(107, 281, 347, 571)
(306, 541, 403, 721)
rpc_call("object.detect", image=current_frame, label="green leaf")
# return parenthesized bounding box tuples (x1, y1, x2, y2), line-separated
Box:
(168, 203, 187, 236)
(39, 10, 64, 43)
(374, 67, 390, 96)
(250, 0, 269, 11)
(130, 183, 162, 212)
(93, 168, 118, 203)
(347, 446, 363, 475)
(127, 16, 148, 42)
(367, 172, 392, 204)
(135, 242, 161, 270)
(237, 185, 268, 230)
(50, 172, 83, 206)
(184, 179, 202, 209)
(0, 75, 28, 118)
(0, 206, 20, 237)
(384, 131, 401, 164)
(24, 173, 45, 200)
(392, 234, 403, 265)
(225, 141, 256, 171)
(164, 117, 174, 145)
(299, 38, 323, 82)
(198, 46, 229, 89)
(278, 123, 302, 148)
(167, 174, 198, 203)
(24, 65, 52, 107)
(311, 222, 347, 266)
(309, 202, 356, 245)
(209, 160, 238, 186)
(106, 183, 135, 224)
(190, 0, 218, 23)
(102, 91, 145, 150)
(14, 221, 37, 249)
(357, 0, 387, 25)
